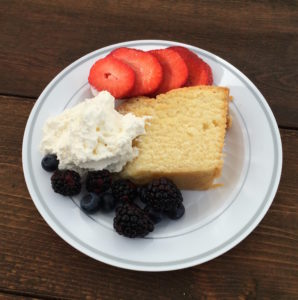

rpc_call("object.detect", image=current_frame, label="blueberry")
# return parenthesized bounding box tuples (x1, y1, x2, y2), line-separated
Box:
(41, 154, 59, 172)
(80, 193, 101, 214)
(100, 192, 117, 213)
(144, 206, 163, 224)
(166, 203, 185, 220)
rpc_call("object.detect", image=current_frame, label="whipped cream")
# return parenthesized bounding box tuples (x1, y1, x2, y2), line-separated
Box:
(90, 85, 99, 97)
(40, 91, 147, 173)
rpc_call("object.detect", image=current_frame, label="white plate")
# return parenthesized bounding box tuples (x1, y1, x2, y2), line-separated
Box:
(22, 40, 282, 271)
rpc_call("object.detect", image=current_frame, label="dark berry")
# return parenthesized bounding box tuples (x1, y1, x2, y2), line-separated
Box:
(140, 178, 183, 212)
(166, 203, 185, 220)
(114, 203, 154, 238)
(144, 206, 163, 224)
(86, 170, 112, 194)
(41, 154, 59, 172)
(80, 193, 101, 213)
(100, 192, 117, 213)
(51, 170, 81, 196)
(111, 179, 137, 202)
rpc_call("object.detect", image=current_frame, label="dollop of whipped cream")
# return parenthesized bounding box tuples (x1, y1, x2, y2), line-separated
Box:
(90, 85, 99, 97)
(40, 91, 147, 173)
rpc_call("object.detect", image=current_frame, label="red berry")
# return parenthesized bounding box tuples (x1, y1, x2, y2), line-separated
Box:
(88, 56, 135, 99)
(148, 48, 188, 94)
(169, 46, 213, 86)
(197, 62, 213, 85)
(110, 47, 163, 97)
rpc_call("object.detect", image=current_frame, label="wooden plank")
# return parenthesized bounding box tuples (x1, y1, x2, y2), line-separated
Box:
(0, 96, 297, 298)
(0, 1, 298, 127)
(0, 291, 49, 300)
(0, 292, 40, 300)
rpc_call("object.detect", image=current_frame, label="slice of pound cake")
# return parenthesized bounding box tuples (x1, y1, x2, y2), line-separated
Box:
(118, 86, 230, 190)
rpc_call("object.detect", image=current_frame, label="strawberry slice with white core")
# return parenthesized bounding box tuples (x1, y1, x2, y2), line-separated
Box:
(149, 48, 189, 94)
(169, 46, 213, 86)
(88, 56, 135, 99)
(110, 47, 163, 97)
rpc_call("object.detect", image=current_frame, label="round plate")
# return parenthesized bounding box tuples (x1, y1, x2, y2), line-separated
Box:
(22, 40, 282, 271)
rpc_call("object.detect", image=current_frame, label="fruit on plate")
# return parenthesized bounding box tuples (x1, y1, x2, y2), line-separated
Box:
(88, 46, 213, 99)
(80, 193, 102, 213)
(111, 179, 137, 202)
(149, 48, 188, 94)
(110, 47, 163, 97)
(139, 177, 183, 212)
(100, 192, 118, 212)
(51, 170, 81, 196)
(113, 202, 154, 238)
(80, 191, 117, 214)
(169, 46, 213, 86)
(41, 154, 59, 172)
(166, 203, 185, 220)
(88, 56, 135, 99)
(86, 170, 112, 194)
(143, 205, 163, 224)
(42, 151, 185, 237)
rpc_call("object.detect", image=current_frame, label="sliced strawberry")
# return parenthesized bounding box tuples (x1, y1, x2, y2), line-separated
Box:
(110, 47, 163, 97)
(88, 56, 135, 99)
(198, 62, 213, 85)
(169, 46, 213, 86)
(148, 48, 188, 94)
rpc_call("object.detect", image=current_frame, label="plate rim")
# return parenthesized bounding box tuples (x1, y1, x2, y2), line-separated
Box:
(22, 39, 283, 271)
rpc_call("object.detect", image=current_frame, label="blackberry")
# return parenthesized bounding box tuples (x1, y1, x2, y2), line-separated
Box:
(51, 170, 81, 196)
(144, 205, 163, 224)
(113, 203, 154, 238)
(140, 178, 183, 212)
(86, 170, 112, 194)
(111, 179, 137, 202)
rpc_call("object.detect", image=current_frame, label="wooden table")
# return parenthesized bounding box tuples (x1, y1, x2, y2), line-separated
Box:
(1, 1, 297, 299)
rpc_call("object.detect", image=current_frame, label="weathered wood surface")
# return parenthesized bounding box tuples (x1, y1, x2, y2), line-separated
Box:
(0, 97, 297, 299)
(1, 0, 298, 127)
(0, 0, 297, 298)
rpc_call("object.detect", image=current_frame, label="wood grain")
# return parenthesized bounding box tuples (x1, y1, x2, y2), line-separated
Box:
(0, 96, 297, 299)
(1, 1, 298, 128)
(0, 292, 40, 300)
(1, 1, 298, 298)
